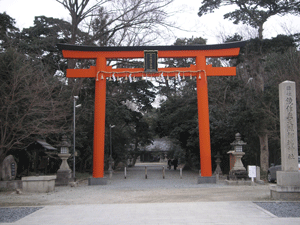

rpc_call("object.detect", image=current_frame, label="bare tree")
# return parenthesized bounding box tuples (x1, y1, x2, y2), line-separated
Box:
(56, 0, 175, 97)
(89, 0, 174, 46)
(56, 0, 175, 47)
(0, 48, 72, 173)
(55, 0, 111, 44)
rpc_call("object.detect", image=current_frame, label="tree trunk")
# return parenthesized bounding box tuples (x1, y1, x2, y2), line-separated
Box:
(259, 132, 269, 172)
(0, 153, 6, 180)
(0, 163, 2, 181)
(258, 24, 263, 40)
(131, 154, 138, 167)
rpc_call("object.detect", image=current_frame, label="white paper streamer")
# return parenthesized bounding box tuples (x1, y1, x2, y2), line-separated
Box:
(160, 73, 165, 82)
(178, 72, 181, 82)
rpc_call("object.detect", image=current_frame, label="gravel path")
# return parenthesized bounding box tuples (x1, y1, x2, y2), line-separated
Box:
(0, 207, 42, 223)
(255, 202, 300, 217)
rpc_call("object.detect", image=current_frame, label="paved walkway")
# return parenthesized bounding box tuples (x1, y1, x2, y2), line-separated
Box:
(2, 202, 300, 225)
(1, 163, 300, 224)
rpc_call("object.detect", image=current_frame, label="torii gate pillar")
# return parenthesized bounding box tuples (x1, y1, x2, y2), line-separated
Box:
(58, 42, 246, 185)
(92, 57, 107, 183)
(196, 55, 213, 182)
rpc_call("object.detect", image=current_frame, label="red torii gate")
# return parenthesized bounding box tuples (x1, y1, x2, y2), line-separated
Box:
(58, 42, 246, 185)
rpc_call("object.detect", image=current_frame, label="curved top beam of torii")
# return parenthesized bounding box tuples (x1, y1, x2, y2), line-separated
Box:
(57, 41, 247, 80)
(57, 41, 246, 60)
(58, 41, 246, 182)
(57, 41, 246, 52)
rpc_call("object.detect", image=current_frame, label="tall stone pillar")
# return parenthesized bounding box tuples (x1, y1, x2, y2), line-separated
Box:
(270, 81, 300, 200)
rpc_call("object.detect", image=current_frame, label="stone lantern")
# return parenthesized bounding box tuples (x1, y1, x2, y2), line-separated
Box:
(213, 151, 223, 176)
(56, 135, 72, 186)
(228, 133, 247, 180)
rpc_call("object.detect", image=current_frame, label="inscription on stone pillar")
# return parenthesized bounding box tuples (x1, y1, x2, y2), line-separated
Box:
(279, 81, 298, 171)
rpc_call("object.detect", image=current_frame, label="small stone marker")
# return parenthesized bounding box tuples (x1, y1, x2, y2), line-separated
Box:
(256, 166, 261, 181)
(1, 155, 17, 181)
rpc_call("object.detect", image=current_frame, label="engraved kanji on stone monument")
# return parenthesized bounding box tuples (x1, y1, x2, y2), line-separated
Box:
(279, 81, 298, 171)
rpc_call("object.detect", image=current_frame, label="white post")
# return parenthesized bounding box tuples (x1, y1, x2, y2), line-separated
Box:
(73, 96, 76, 180)
(124, 167, 127, 179)
(248, 165, 256, 185)
(162, 166, 165, 179)
(180, 168, 182, 179)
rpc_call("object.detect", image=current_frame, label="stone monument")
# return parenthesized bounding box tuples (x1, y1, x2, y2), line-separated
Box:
(1, 155, 17, 181)
(270, 81, 300, 200)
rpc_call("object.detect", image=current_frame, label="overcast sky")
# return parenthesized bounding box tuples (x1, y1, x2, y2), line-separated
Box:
(1, 0, 300, 44)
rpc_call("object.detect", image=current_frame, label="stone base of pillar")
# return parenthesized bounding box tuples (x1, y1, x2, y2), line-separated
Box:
(277, 171, 300, 186)
(56, 169, 72, 186)
(0, 180, 22, 190)
(270, 171, 300, 200)
(228, 169, 249, 180)
(197, 176, 216, 184)
(270, 185, 300, 200)
(225, 179, 253, 186)
(88, 177, 108, 185)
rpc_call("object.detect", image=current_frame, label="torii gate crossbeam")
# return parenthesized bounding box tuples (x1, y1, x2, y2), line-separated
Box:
(58, 42, 246, 185)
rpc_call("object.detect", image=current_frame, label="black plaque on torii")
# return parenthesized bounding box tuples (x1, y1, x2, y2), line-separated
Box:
(144, 50, 158, 73)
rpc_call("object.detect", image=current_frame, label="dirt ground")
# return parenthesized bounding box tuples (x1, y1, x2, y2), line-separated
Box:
(0, 184, 271, 207)
(0, 164, 272, 207)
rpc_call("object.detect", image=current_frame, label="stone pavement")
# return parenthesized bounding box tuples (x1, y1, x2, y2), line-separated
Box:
(1, 201, 300, 225)
(0, 163, 300, 224)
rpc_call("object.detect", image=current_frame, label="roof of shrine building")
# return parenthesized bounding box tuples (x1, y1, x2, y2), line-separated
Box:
(57, 41, 247, 52)
(27, 139, 57, 151)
